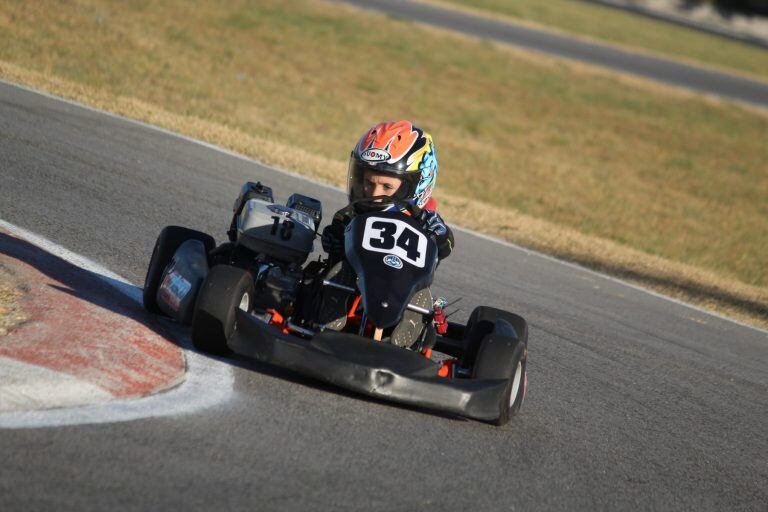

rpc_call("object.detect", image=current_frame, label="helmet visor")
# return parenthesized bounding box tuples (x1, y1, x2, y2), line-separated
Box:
(347, 159, 420, 204)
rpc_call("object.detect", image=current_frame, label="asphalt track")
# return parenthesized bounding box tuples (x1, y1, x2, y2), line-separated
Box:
(0, 82, 767, 511)
(336, 0, 768, 109)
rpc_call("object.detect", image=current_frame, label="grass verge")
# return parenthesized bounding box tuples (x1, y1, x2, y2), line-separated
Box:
(0, 264, 29, 337)
(0, 0, 766, 328)
(432, 0, 768, 81)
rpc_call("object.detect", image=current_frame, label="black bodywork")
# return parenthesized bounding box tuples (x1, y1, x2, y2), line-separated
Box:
(229, 311, 512, 422)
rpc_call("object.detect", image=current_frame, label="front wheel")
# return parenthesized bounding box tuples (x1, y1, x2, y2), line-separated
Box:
(472, 331, 528, 426)
(461, 306, 528, 371)
(191, 265, 255, 355)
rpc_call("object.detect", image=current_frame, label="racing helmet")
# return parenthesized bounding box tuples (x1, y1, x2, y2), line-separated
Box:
(347, 120, 438, 209)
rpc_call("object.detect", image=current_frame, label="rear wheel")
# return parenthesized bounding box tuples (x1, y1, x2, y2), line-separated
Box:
(143, 226, 215, 315)
(191, 265, 255, 355)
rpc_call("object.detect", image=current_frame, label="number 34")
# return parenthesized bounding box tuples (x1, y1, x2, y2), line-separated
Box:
(368, 220, 422, 261)
(362, 217, 428, 267)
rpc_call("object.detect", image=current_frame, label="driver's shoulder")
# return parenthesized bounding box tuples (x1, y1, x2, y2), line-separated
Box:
(422, 197, 438, 213)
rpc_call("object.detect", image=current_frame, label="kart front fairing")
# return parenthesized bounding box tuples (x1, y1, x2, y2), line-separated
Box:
(345, 210, 438, 329)
(229, 310, 510, 422)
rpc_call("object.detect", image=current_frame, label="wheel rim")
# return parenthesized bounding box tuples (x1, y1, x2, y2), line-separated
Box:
(509, 361, 523, 408)
(238, 292, 250, 312)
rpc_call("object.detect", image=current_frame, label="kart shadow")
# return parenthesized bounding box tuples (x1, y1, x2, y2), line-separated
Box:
(0, 231, 469, 424)
(0, 231, 188, 352)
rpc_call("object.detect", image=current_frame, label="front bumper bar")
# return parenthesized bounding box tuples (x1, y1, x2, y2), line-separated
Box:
(229, 310, 507, 422)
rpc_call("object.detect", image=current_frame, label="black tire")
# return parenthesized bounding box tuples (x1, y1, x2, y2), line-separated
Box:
(461, 306, 528, 370)
(143, 226, 215, 315)
(473, 334, 528, 426)
(191, 265, 255, 355)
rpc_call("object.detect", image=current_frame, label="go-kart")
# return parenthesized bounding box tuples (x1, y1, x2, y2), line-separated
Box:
(142, 182, 528, 425)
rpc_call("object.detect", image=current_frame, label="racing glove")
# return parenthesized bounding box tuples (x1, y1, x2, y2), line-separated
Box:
(419, 209, 454, 260)
(419, 209, 448, 238)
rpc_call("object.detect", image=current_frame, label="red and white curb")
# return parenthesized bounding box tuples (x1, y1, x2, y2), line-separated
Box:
(0, 357, 112, 411)
(0, 227, 186, 403)
(0, 219, 234, 429)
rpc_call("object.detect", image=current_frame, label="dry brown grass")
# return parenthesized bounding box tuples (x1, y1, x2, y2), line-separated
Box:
(0, 0, 766, 329)
(0, 265, 29, 337)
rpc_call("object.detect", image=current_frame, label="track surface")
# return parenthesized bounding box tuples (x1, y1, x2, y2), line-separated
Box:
(0, 83, 767, 510)
(337, 0, 768, 109)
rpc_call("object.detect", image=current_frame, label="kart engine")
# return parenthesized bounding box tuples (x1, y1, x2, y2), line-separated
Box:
(252, 263, 304, 314)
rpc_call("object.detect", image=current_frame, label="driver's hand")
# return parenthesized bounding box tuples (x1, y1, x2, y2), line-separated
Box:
(321, 225, 344, 254)
(419, 209, 448, 237)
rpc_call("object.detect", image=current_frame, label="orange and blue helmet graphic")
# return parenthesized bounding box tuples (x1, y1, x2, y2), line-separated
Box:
(354, 120, 438, 208)
(356, 120, 421, 164)
(408, 132, 438, 209)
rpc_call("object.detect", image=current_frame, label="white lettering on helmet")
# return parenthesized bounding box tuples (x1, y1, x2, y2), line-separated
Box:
(361, 148, 391, 162)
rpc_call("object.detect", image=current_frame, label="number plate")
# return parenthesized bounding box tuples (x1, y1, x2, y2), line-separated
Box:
(361, 217, 428, 268)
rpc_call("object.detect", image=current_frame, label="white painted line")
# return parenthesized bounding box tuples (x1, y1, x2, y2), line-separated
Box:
(0, 218, 141, 303)
(0, 218, 235, 429)
(1, 79, 765, 336)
